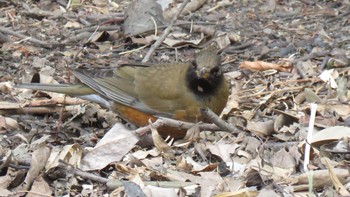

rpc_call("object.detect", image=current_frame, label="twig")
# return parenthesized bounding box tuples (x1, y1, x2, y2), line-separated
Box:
(291, 51, 329, 64)
(73, 167, 109, 183)
(74, 25, 119, 33)
(328, 9, 350, 23)
(184, 24, 241, 43)
(0, 105, 84, 115)
(163, 0, 206, 21)
(224, 42, 254, 52)
(126, 21, 216, 37)
(59, 160, 195, 189)
(295, 62, 308, 79)
(26, 97, 87, 106)
(200, 108, 238, 133)
(319, 56, 330, 70)
(119, 45, 148, 55)
(239, 86, 306, 99)
(59, 160, 109, 183)
(133, 117, 221, 136)
(71, 25, 101, 59)
(299, 0, 316, 5)
(263, 141, 299, 150)
(0, 27, 52, 48)
(237, 78, 318, 95)
(107, 179, 195, 190)
(62, 32, 91, 44)
(142, 0, 189, 62)
(207, 0, 232, 12)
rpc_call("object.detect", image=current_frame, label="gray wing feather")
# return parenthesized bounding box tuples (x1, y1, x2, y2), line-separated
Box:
(72, 70, 171, 116)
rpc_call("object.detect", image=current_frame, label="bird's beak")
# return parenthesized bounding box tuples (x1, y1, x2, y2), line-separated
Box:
(196, 67, 210, 79)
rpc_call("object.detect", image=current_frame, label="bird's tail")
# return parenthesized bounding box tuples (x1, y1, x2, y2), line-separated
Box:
(15, 83, 95, 96)
(16, 83, 111, 108)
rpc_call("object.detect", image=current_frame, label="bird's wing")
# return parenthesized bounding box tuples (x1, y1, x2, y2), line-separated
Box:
(133, 63, 196, 114)
(72, 67, 173, 116)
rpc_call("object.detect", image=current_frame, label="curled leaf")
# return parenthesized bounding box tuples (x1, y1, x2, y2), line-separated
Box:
(240, 61, 291, 72)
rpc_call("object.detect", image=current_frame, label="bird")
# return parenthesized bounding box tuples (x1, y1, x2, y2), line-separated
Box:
(16, 46, 229, 137)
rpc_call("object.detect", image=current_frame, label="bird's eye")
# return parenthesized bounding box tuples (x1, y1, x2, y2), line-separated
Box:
(210, 67, 219, 74)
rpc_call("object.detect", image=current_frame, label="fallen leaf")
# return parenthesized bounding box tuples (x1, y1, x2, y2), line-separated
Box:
(240, 61, 291, 72)
(27, 176, 52, 197)
(24, 146, 51, 190)
(150, 121, 175, 158)
(323, 157, 350, 196)
(81, 123, 139, 171)
(246, 120, 275, 136)
(45, 144, 83, 171)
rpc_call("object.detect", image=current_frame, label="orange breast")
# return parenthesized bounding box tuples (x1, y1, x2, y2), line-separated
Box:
(115, 104, 157, 127)
(111, 103, 188, 138)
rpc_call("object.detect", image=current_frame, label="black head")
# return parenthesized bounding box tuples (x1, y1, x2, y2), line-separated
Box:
(186, 46, 224, 97)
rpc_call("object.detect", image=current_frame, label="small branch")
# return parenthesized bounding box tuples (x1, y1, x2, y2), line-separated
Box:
(0, 105, 84, 116)
(263, 141, 299, 150)
(224, 42, 254, 52)
(238, 86, 306, 99)
(133, 117, 221, 137)
(163, 0, 207, 21)
(127, 21, 216, 37)
(200, 108, 238, 133)
(319, 56, 330, 70)
(0, 27, 52, 48)
(328, 9, 350, 23)
(59, 160, 108, 183)
(183, 24, 241, 43)
(142, 0, 190, 62)
(295, 62, 308, 79)
(291, 51, 329, 64)
(107, 179, 195, 190)
(59, 160, 196, 189)
(74, 25, 119, 33)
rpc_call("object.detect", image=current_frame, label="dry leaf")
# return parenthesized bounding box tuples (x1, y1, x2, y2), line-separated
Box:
(246, 120, 275, 136)
(214, 188, 258, 197)
(81, 123, 139, 171)
(143, 185, 177, 197)
(27, 176, 52, 197)
(176, 156, 193, 172)
(309, 126, 350, 148)
(319, 69, 338, 88)
(45, 144, 83, 171)
(240, 61, 291, 72)
(287, 169, 349, 191)
(323, 157, 350, 196)
(208, 143, 239, 167)
(24, 146, 51, 190)
(0, 116, 19, 131)
(150, 121, 175, 158)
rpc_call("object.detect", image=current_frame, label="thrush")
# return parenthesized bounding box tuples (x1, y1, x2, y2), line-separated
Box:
(17, 46, 229, 137)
